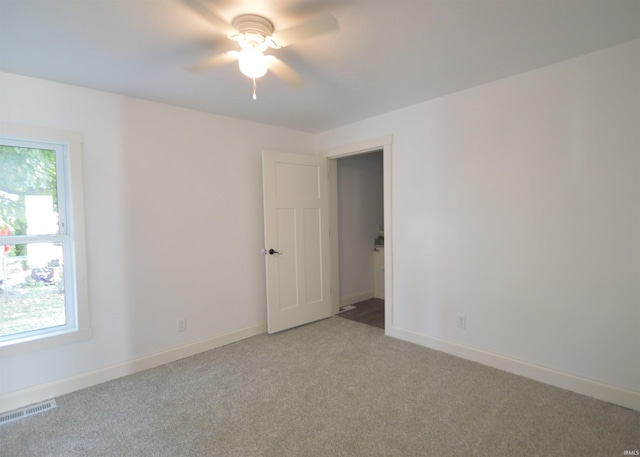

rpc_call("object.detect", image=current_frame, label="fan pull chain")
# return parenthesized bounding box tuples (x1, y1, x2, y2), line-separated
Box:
(252, 78, 257, 100)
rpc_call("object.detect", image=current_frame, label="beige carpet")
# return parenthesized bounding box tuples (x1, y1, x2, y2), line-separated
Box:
(1, 317, 638, 456)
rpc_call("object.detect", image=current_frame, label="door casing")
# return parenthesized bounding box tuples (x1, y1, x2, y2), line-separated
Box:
(324, 135, 393, 336)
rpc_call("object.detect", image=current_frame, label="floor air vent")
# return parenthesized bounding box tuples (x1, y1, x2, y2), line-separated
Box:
(0, 399, 57, 426)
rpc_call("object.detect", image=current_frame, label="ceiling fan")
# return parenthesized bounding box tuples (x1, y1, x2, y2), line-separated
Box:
(179, 0, 339, 99)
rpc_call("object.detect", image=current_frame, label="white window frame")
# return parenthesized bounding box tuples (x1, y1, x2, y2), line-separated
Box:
(0, 123, 91, 356)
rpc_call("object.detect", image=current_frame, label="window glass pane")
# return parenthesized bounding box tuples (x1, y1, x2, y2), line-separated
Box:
(0, 243, 65, 338)
(0, 145, 59, 236)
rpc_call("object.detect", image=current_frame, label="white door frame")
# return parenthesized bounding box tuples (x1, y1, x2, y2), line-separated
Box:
(324, 135, 393, 336)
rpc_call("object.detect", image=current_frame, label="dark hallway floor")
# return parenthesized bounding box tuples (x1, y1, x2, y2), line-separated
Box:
(338, 298, 384, 329)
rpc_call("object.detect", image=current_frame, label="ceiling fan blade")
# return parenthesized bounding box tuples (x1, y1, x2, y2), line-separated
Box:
(272, 13, 338, 47)
(186, 51, 238, 73)
(267, 56, 305, 88)
(178, 0, 234, 35)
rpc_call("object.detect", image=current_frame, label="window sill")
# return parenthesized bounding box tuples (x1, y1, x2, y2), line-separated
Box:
(0, 327, 93, 357)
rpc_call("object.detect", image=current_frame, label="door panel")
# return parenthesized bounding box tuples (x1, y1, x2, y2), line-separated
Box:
(263, 151, 332, 333)
(275, 208, 298, 311)
(303, 208, 323, 304)
(275, 162, 320, 199)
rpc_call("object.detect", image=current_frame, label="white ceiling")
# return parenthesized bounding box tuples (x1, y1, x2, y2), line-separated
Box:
(1, 0, 638, 133)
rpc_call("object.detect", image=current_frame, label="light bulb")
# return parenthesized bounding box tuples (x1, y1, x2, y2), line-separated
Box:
(238, 46, 268, 79)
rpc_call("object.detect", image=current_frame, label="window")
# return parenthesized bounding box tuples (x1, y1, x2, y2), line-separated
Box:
(0, 124, 90, 354)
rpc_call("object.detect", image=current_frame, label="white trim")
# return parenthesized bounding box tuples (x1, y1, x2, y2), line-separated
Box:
(391, 325, 640, 412)
(324, 135, 394, 336)
(381, 145, 393, 334)
(0, 321, 267, 415)
(0, 328, 93, 357)
(0, 126, 91, 354)
(324, 135, 393, 159)
(328, 158, 340, 315)
(0, 122, 84, 144)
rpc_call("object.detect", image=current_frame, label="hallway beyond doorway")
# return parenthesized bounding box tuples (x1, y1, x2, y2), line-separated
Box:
(338, 298, 384, 329)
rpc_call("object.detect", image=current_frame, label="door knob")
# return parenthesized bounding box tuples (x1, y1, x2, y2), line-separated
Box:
(268, 249, 282, 255)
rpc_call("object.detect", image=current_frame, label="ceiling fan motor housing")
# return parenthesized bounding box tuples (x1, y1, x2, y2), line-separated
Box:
(231, 14, 280, 50)
(232, 14, 274, 37)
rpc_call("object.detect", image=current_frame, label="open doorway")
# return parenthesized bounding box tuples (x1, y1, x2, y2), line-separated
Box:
(326, 135, 393, 335)
(335, 150, 385, 329)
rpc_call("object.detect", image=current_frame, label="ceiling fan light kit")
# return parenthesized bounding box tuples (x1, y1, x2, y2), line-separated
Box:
(238, 46, 268, 79)
(231, 15, 281, 99)
(180, 0, 339, 100)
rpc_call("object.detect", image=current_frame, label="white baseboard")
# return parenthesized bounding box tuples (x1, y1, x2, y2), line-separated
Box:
(391, 326, 640, 412)
(0, 321, 267, 415)
(340, 291, 374, 307)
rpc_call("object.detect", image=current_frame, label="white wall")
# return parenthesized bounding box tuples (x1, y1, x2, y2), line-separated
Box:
(337, 151, 384, 304)
(0, 72, 315, 404)
(1, 39, 638, 412)
(318, 40, 640, 405)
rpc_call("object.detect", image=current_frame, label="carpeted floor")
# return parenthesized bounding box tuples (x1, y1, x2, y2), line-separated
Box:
(1, 317, 638, 456)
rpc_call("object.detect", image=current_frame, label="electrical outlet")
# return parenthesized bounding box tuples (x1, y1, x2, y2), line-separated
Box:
(177, 318, 187, 332)
(456, 314, 467, 329)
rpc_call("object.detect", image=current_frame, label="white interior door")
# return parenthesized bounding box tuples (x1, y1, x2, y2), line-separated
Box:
(262, 150, 332, 333)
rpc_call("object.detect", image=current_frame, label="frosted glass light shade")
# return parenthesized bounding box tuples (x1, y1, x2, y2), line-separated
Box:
(238, 47, 268, 79)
